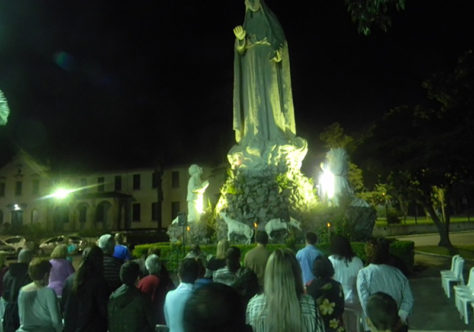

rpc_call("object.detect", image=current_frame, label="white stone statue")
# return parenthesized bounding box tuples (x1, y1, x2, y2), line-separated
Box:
(220, 212, 254, 244)
(187, 164, 209, 223)
(264, 217, 301, 240)
(319, 148, 369, 207)
(0, 90, 10, 126)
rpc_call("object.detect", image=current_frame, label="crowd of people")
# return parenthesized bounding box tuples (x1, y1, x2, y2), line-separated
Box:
(0, 230, 413, 332)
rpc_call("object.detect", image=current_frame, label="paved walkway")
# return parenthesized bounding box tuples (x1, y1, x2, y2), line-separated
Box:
(395, 231, 474, 331)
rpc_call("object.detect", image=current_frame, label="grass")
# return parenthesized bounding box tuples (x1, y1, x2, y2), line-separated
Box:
(376, 216, 474, 227)
(416, 244, 474, 260)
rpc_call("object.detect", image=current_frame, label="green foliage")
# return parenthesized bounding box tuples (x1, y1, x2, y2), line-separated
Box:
(319, 122, 354, 150)
(345, 0, 406, 35)
(386, 208, 401, 224)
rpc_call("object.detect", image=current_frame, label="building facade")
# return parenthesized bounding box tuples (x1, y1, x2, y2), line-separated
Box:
(0, 151, 224, 234)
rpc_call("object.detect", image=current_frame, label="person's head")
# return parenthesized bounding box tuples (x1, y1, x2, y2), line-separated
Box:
(366, 292, 404, 332)
(183, 283, 248, 332)
(216, 239, 230, 259)
(226, 246, 241, 273)
(18, 249, 34, 264)
(98, 234, 115, 255)
(262, 248, 303, 331)
(330, 235, 355, 262)
(178, 258, 200, 284)
(190, 244, 201, 256)
(256, 231, 268, 246)
(114, 232, 126, 245)
(145, 254, 161, 276)
(366, 238, 390, 264)
(305, 232, 318, 245)
(313, 255, 334, 280)
(50, 244, 68, 259)
(73, 245, 104, 292)
(28, 258, 52, 284)
(245, 0, 262, 12)
(120, 261, 140, 286)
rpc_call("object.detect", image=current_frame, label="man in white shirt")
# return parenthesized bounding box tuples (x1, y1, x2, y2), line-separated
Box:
(164, 258, 200, 332)
(357, 238, 414, 326)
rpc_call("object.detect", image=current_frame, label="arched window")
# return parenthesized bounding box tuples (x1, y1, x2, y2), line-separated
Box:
(31, 209, 39, 223)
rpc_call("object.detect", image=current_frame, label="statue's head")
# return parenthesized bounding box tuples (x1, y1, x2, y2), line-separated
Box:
(245, 0, 262, 12)
(189, 164, 202, 176)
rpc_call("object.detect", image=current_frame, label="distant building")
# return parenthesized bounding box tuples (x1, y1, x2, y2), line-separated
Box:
(0, 151, 225, 233)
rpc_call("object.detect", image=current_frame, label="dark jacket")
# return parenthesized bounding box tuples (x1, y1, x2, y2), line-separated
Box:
(108, 284, 154, 332)
(103, 255, 123, 293)
(2, 263, 31, 332)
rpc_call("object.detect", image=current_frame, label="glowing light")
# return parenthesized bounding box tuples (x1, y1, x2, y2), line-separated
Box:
(186, 226, 191, 232)
(13, 204, 21, 211)
(253, 222, 258, 229)
(327, 222, 331, 228)
(195, 193, 204, 215)
(319, 162, 335, 201)
(51, 188, 74, 200)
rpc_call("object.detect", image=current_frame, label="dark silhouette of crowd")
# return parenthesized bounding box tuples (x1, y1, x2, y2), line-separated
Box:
(0, 231, 413, 332)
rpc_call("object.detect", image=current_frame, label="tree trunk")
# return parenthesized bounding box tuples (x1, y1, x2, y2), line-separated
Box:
(423, 202, 456, 252)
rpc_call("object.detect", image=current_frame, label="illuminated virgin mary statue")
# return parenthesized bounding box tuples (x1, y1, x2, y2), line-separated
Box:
(228, 0, 307, 174)
(0, 90, 10, 126)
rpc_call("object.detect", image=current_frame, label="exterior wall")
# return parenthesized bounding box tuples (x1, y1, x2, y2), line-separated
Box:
(0, 153, 225, 233)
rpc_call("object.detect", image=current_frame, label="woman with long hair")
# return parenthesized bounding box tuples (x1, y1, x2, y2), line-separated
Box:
(62, 245, 108, 332)
(48, 244, 74, 297)
(329, 235, 364, 330)
(246, 248, 324, 332)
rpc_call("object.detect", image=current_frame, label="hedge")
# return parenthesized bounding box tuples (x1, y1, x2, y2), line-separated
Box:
(133, 239, 414, 273)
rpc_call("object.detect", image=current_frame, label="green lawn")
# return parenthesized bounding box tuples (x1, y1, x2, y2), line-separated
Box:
(376, 216, 474, 227)
(416, 244, 474, 260)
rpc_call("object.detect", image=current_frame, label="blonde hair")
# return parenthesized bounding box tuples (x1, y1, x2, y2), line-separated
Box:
(50, 244, 68, 259)
(260, 248, 303, 332)
(216, 239, 230, 260)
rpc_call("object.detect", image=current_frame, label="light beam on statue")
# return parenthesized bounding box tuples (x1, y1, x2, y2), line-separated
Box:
(319, 162, 336, 202)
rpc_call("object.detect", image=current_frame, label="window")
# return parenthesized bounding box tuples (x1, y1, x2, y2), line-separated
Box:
(171, 171, 180, 188)
(31, 209, 39, 223)
(152, 172, 158, 189)
(152, 202, 158, 221)
(114, 175, 122, 191)
(171, 201, 180, 220)
(79, 205, 87, 223)
(15, 181, 22, 196)
(32, 180, 39, 195)
(133, 174, 140, 190)
(0, 183, 4, 197)
(98, 177, 105, 192)
(132, 203, 141, 222)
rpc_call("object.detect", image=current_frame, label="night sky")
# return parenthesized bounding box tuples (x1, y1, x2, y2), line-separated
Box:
(0, 1, 473, 173)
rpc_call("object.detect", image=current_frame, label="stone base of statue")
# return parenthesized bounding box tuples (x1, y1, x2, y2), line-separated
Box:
(167, 220, 211, 244)
(216, 138, 317, 243)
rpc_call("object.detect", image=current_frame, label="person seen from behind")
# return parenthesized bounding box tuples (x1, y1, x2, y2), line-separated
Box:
(366, 292, 408, 332)
(296, 232, 323, 287)
(48, 244, 74, 297)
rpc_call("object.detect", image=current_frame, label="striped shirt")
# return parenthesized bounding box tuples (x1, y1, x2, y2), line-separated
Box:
(246, 293, 325, 332)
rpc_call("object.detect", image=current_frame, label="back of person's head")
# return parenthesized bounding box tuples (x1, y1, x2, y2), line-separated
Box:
(145, 254, 161, 275)
(74, 245, 104, 292)
(28, 258, 52, 281)
(216, 239, 230, 259)
(179, 258, 200, 283)
(50, 244, 68, 259)
(183, 283, 248, 332)
(120, 261, 140, 286)
(366, 238, 390, 264)
(98, 234, 115, 255)
(263, 248, 303, 331)
(330, 235, 355, 262)
(114, 232, 126, 245)
(256, 231, 269, 245)
(191, 244, 201, 255)
(366, 292, 405, 332)
(226, 246, 241, 273)
(313, 255, 334, 279)
(18, 249, 34, 264)
(305, 232, 318, 245)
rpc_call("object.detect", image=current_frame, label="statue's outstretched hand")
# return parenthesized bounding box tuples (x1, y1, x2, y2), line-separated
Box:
(271, 49, 282, 62)
(233, 25, 246, 40)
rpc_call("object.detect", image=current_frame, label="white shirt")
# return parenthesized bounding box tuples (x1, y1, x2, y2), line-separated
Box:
(164, 282, 194, 332)
(357, 263, 414, 322)
(329, 255, 364, 304)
